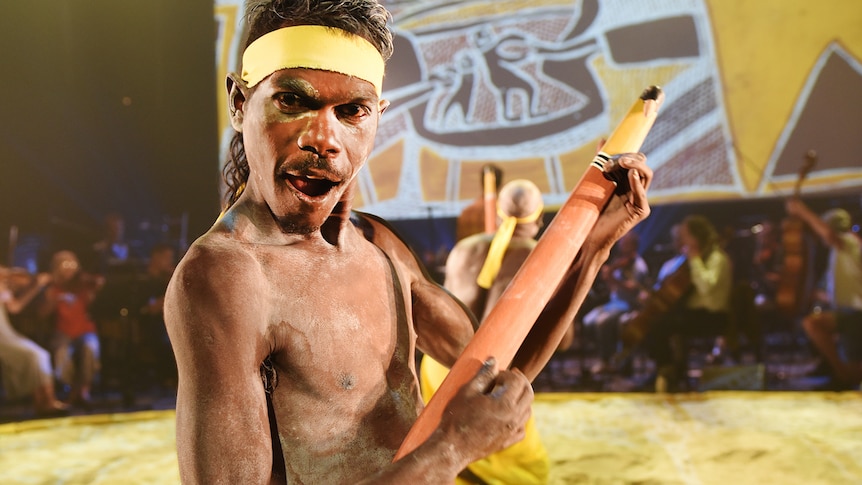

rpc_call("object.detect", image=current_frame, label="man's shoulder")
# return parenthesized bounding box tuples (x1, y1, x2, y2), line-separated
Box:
(452, 233, 492, 251)
(448, 234, 493, 264)
(351, 211, 437, 282)
(184, 231, 252, 265)
(350, 211, 411, 252)
(171, 233, 259, 292)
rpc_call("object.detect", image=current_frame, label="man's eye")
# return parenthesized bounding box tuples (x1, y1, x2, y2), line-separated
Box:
(338, 104, 371, 120)
(275, 93, 304, 111)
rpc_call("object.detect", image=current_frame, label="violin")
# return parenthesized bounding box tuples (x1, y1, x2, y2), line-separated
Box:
(619, 257, 691, 348)
(1, 267, 38, 291)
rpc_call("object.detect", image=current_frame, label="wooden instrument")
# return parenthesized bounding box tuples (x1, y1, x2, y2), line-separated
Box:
(618, 258, 691, 350)
(775, 150, 817, 318)
(482, 165, 498, 234)
(2, 267, 36, 291)
(394, 86, 664, 461)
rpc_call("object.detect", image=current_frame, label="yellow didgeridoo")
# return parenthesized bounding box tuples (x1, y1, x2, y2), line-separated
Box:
(483, 166, 498, 233)
(394, 85, 665, 461)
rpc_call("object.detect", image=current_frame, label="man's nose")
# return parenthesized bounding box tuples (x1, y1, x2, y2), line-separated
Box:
(297, 110, 342, 157)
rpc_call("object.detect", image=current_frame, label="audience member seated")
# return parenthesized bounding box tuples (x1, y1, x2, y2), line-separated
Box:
(0, 266, 69, 416)
(581, 231, 649, 375)
(39, 250, 104, 408)
(654, 223, 686, 287)
(785, 199, 862, 389)
(641, 215, 733, 392)
(86, 211, 136, 278)
(614, 224, 684, 365)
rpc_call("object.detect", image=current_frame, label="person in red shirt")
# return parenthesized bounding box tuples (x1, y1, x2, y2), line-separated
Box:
(40, 250, 103, 406)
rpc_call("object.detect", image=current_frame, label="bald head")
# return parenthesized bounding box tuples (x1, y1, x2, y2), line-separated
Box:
(498, 179, 543, 220)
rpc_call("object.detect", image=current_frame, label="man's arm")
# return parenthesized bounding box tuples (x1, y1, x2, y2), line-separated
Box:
(442, 235, 489, 320)
(513, 155, 652, 379)
(3, 273, 50, 315)
(786, 198, 844, 249)
(165, 244, 274, 485)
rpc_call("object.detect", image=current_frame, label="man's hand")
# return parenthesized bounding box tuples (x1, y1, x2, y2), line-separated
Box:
(587, 153, 652, 253)
(437, 358, 533, 465)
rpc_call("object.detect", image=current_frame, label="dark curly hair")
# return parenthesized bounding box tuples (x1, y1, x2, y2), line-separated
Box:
(221, 0, 394, 209)
(682, 214, 719, 254)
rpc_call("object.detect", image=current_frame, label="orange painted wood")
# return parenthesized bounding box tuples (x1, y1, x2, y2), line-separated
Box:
(483, 166, 498, 234)
(394, 86, 665, 461)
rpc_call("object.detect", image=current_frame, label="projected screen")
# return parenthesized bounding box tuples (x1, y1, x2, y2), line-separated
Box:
(215, 0, 862, 220)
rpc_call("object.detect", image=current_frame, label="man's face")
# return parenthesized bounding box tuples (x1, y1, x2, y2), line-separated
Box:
(238, 68, 387, 234)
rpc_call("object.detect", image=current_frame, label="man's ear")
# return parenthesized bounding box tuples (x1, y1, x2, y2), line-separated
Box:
(378, 98, 390, 115)
(226, 73, 248, 131)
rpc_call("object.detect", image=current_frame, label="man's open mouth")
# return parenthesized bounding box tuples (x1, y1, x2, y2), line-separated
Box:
(285, 174, 339, 197)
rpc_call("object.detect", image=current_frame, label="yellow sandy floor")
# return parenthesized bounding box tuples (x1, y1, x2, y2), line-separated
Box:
(1, 392, 860, 484)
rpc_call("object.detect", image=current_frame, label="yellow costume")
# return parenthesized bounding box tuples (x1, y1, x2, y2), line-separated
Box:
(420, 355, 550, 485)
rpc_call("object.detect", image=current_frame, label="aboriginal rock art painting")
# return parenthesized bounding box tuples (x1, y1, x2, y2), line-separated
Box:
(216, 0, 862, 219)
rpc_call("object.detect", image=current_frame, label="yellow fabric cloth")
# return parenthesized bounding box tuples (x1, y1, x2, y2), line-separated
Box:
(241, 25, 385, 95)
(419, 354, 550, 485)
(476, 204, 543, 289)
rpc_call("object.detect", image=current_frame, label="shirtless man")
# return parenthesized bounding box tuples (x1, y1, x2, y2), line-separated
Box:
(165, 1, 652, 483)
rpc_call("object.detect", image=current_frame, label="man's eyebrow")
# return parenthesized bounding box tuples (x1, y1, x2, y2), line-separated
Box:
(272, 76, 317, 96)
(345, 91, 378, 105)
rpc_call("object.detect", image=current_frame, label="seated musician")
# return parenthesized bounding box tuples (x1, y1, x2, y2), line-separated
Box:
(785, 200, 862, 389)
(642, 215, 733, 391)
(581, 231, 649, 374)
(654, 224, 685, 287)
(750, 220, 783, 313)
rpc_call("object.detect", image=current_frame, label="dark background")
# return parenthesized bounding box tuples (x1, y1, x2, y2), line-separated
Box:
(0, 1, 220, 268)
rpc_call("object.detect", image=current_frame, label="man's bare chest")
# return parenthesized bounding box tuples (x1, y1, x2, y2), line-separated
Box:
(257, 247, 413, 374)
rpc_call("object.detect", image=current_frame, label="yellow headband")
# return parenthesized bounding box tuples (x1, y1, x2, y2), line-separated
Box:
(241, 25, 385, 96)
(476, 200, 544, 289)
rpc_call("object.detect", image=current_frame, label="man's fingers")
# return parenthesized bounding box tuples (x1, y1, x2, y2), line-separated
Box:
(487, 368, 533, 407)
(508, 368, 533, 402)
(618, 153, 652, 190)
(470, 357, 499, 394)
(627, 169, 648, 212)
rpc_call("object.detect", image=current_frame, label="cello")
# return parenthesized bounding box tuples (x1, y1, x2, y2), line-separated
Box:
(775, 150, 817, 319)
(618, 257, 691, 350)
